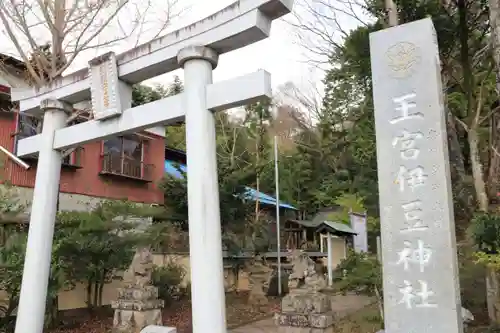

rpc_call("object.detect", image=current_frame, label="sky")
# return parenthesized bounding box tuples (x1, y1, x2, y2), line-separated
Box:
(146, 0, 326, 94)
(0, 0, 368, 102)
(145, 0, 367, 101)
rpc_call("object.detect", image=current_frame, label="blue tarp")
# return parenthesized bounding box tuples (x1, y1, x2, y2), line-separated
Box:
(241, 187, 297, 210)
(164, 160, 187, 179)
(164, 160, 297, 210)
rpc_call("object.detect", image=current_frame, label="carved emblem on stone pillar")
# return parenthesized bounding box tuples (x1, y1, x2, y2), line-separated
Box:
(385, 42, 422, 79)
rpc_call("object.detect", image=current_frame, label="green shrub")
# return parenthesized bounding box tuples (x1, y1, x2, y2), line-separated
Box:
(152, 262, 186, 305)
(334, 250, 384, 326)
(334, 250, 382, 297)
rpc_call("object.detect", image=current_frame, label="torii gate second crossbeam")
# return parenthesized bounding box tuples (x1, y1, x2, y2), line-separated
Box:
(11, 1, 294, 333)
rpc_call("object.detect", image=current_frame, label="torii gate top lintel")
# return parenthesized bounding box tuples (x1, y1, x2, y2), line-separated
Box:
(12, 0, 293, 114)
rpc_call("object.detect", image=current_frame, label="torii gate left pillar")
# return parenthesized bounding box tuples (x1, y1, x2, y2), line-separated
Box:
(14, 100, 71, 333)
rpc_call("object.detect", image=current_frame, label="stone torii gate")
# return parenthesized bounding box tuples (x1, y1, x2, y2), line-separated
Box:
(11, 1, 293, 332)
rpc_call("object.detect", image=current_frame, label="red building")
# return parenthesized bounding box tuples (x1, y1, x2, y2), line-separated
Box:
(0, 54, 165, 208)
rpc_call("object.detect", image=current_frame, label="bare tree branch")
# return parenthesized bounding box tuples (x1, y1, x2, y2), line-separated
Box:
(286, 0, 373, 67)
(0, 0, 184, 88)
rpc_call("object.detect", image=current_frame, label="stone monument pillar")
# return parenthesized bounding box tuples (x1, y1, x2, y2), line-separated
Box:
(370, 18, 463, 333)
(275, 251, 334, 333)
(112, 247, 164, 333)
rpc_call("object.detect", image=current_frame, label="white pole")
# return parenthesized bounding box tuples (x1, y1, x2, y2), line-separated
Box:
(15, 99, 70, 333)
(0, 145, 30, 170)
(274, 135, 282, 296)
(327, 233, 333, 287)
(177, 46, 226, 333)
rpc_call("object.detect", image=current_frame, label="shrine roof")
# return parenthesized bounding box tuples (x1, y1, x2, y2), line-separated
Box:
(315, 221, 357, 236)
(286, 219, 320, 228)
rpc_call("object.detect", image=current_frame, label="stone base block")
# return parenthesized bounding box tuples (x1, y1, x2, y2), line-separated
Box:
(141, 326, 177, 333)
(112, 299, 164, 311)
(117, 286, 159, 301)
(281, 292, 331, 314)
(275, 312, 334, 329)
(277, 326, 334, 333)
(113, 308, 162, 333)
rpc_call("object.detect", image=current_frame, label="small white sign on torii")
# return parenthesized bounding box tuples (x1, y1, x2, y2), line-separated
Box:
(11, 1, 294, 333)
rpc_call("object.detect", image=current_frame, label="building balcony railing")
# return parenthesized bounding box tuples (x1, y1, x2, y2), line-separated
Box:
(99, 153, 153, 182)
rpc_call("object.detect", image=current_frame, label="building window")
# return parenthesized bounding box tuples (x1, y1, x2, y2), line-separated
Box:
(103, 136, 144, 160)
(101, 135, 150, 180)
(60, 116, 85, 167)
(123, 137, 143, 161)
(103, 137, 122, 155)
(61, 148, 83, 168)
(17, 114, 41, 138)
(0, 99, 11, 113)
(0, 85, 11, 113)
(14, 114, 42, 156)
(15, 113, 83, 168)
(62, 153, 73, 166)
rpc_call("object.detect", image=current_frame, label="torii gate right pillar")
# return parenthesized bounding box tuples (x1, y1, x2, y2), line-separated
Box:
(177, 46, 226, 333)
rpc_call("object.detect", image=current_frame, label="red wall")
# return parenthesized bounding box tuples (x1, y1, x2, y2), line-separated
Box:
(0, 112, 164, 204)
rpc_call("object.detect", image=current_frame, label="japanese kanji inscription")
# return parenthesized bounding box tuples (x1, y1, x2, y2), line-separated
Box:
(370, 18, 463, 333)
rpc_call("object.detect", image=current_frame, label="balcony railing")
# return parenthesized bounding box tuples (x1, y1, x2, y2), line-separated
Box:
(100, 153, 153, 182)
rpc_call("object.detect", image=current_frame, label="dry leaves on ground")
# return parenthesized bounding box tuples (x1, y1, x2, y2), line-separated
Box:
(49, 292, 279, 333)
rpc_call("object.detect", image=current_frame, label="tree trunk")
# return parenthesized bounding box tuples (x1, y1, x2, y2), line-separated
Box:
(51, 296, 58, 327)
(384, 0, 398, 27)
(374, 285, 384, 324)
(488, 113, 500, 204)
(98, 270, 106, 307)
(470, 123, 499, 324)
(446, 111, 467, 184)
(486, 0, 500, 325)
(44, 296, 58, 328)
(93, 280, 99, 309)
(86, 280, 92, 310)
(488, 0, 500, 202)
(446, 108, 474, 237)
(487, 267, 500, 323)
(490, 0, 500, 94)
(468, 128, 489, 212)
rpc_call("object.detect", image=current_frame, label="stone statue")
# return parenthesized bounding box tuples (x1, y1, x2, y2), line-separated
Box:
(276, 251, 333, 332)
(122, 247, 154, 288)
(246, 255, 272, 311)
(287, 250, 326, 293)
(112, 247, 163, 333)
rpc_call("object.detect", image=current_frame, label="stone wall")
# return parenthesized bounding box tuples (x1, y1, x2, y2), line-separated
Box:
(4, 185, 111, 214)
(154, 253, 251, 292)
(55, 253, 250, 310)
(1, 251, 344, 312)
(0, 253, 250, 312)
